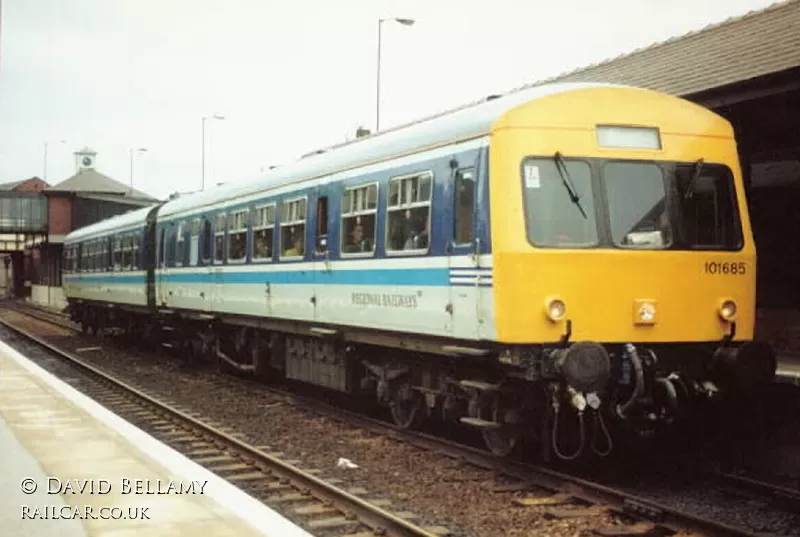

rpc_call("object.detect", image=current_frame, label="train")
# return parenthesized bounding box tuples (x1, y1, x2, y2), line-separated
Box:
(62, 82, 777, 460)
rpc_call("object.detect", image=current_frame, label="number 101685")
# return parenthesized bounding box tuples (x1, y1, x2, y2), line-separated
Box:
(704, 261, 746, 275)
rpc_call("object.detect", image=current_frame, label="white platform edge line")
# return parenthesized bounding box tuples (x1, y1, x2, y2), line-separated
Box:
(0, 338, 314, 537)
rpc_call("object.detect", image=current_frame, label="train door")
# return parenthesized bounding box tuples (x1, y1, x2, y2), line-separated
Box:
(156, 225, 168, 307)
(311, 187, 332, 323)
(144, 206, 160, 311)
(199, 217, 214, 312)
(446, 161, 483, 340)
(212, 213, 226, 312)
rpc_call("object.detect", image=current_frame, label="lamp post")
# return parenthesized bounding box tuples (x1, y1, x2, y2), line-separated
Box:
(129, 147, 148, 193)
(376, 17, 415, 133)
(201, 114, 225, 191)
(43, 140, 65, 182)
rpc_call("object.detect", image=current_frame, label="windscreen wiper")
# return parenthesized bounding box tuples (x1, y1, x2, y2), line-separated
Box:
(554, 151, 588, 219)
(683, 158, 704, 200)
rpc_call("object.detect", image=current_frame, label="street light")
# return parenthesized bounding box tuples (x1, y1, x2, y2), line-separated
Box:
(376, 17, 415, 133)
(129, 147, 148, 193)
(201, 114, 225, 191)
(43, 140, 66, 182)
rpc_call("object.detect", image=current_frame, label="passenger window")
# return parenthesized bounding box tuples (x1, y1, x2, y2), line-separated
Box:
(316, 196, 328, 254)
(251, 205, 275, 261)
(280, 198, 306, 259)
(227, 210, 247, 262)
(214, 214, 226, 263)
(190, 219, 200, 266)
(132, 234, 140, 270)
(123, 234, 133, 270)
(454, 168, 475, 245)
(387, 172, 432, 253)
(341, 184, 377, 255)
(201, 219, 213, 264)
(115, 236, 123, 270)
(176, 222, 185, 267)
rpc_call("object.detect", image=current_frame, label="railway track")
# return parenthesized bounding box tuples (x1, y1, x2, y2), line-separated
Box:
(0, 312, 449, 537)
(4, 302, 799, 537)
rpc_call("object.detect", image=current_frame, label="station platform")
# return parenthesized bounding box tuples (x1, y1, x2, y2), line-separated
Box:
(0, 338, 314, 537)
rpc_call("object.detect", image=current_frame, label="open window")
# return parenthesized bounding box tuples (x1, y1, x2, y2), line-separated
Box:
(214, 214, 226, 264)
(227, 210, 248, 262)
(190, 219, 200, 266)
(176, 222, 186, 267)
(114, 236, 123, 271)
(123, 234, 133, 270)
(87, 241, 94, 272)
(132, 233, 140, 270)
(201, 219, 213, 264)
(386, 171, 432, 253)
(251, 204, 275, 261)
(341, 183, 377, 256)
(280, 197, 306, 259)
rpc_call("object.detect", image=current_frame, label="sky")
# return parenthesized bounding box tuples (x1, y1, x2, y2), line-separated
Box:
(0, 0, 783, 200)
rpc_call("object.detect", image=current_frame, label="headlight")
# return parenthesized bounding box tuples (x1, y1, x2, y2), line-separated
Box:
(545, 298, 566, 322)
(719, 300, 737, 321)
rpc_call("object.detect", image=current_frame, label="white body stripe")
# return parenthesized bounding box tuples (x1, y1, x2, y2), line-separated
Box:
(64, 256, 497, 341)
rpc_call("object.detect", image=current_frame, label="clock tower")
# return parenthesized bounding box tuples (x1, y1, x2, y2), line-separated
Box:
(74, 146, 97, 172)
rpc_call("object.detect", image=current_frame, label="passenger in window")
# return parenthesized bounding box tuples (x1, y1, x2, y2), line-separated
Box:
(284, 234, 304, 257)
(389, 210, 413, 250)
(255, 235, 270, 258)
(344, 223, 371, 253)
(404, 217, 428, 250)
(231, 234, 245, 259)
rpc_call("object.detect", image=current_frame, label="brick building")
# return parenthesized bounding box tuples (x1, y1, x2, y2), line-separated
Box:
(1, 147, 159, 306)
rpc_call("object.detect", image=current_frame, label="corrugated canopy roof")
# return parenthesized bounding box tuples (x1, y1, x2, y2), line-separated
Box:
(46, 168, 157, 201)
(524, 0, 800, 96)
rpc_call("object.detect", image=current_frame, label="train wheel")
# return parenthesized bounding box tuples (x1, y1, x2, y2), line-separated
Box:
(389, 382, 420, 429)
(482, 410, 521, 458)
(481, 398, 522, 458)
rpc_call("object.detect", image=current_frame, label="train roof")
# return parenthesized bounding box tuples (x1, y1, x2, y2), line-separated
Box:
(67, 81, 637, 242)
(65, 204, 158, 243)
(158, 82, 627, 219)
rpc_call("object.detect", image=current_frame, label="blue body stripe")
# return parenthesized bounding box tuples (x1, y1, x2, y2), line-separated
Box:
(64, 267, 491, 287)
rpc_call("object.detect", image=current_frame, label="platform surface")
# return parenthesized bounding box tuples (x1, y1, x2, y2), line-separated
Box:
(0, 338, 314, 537)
